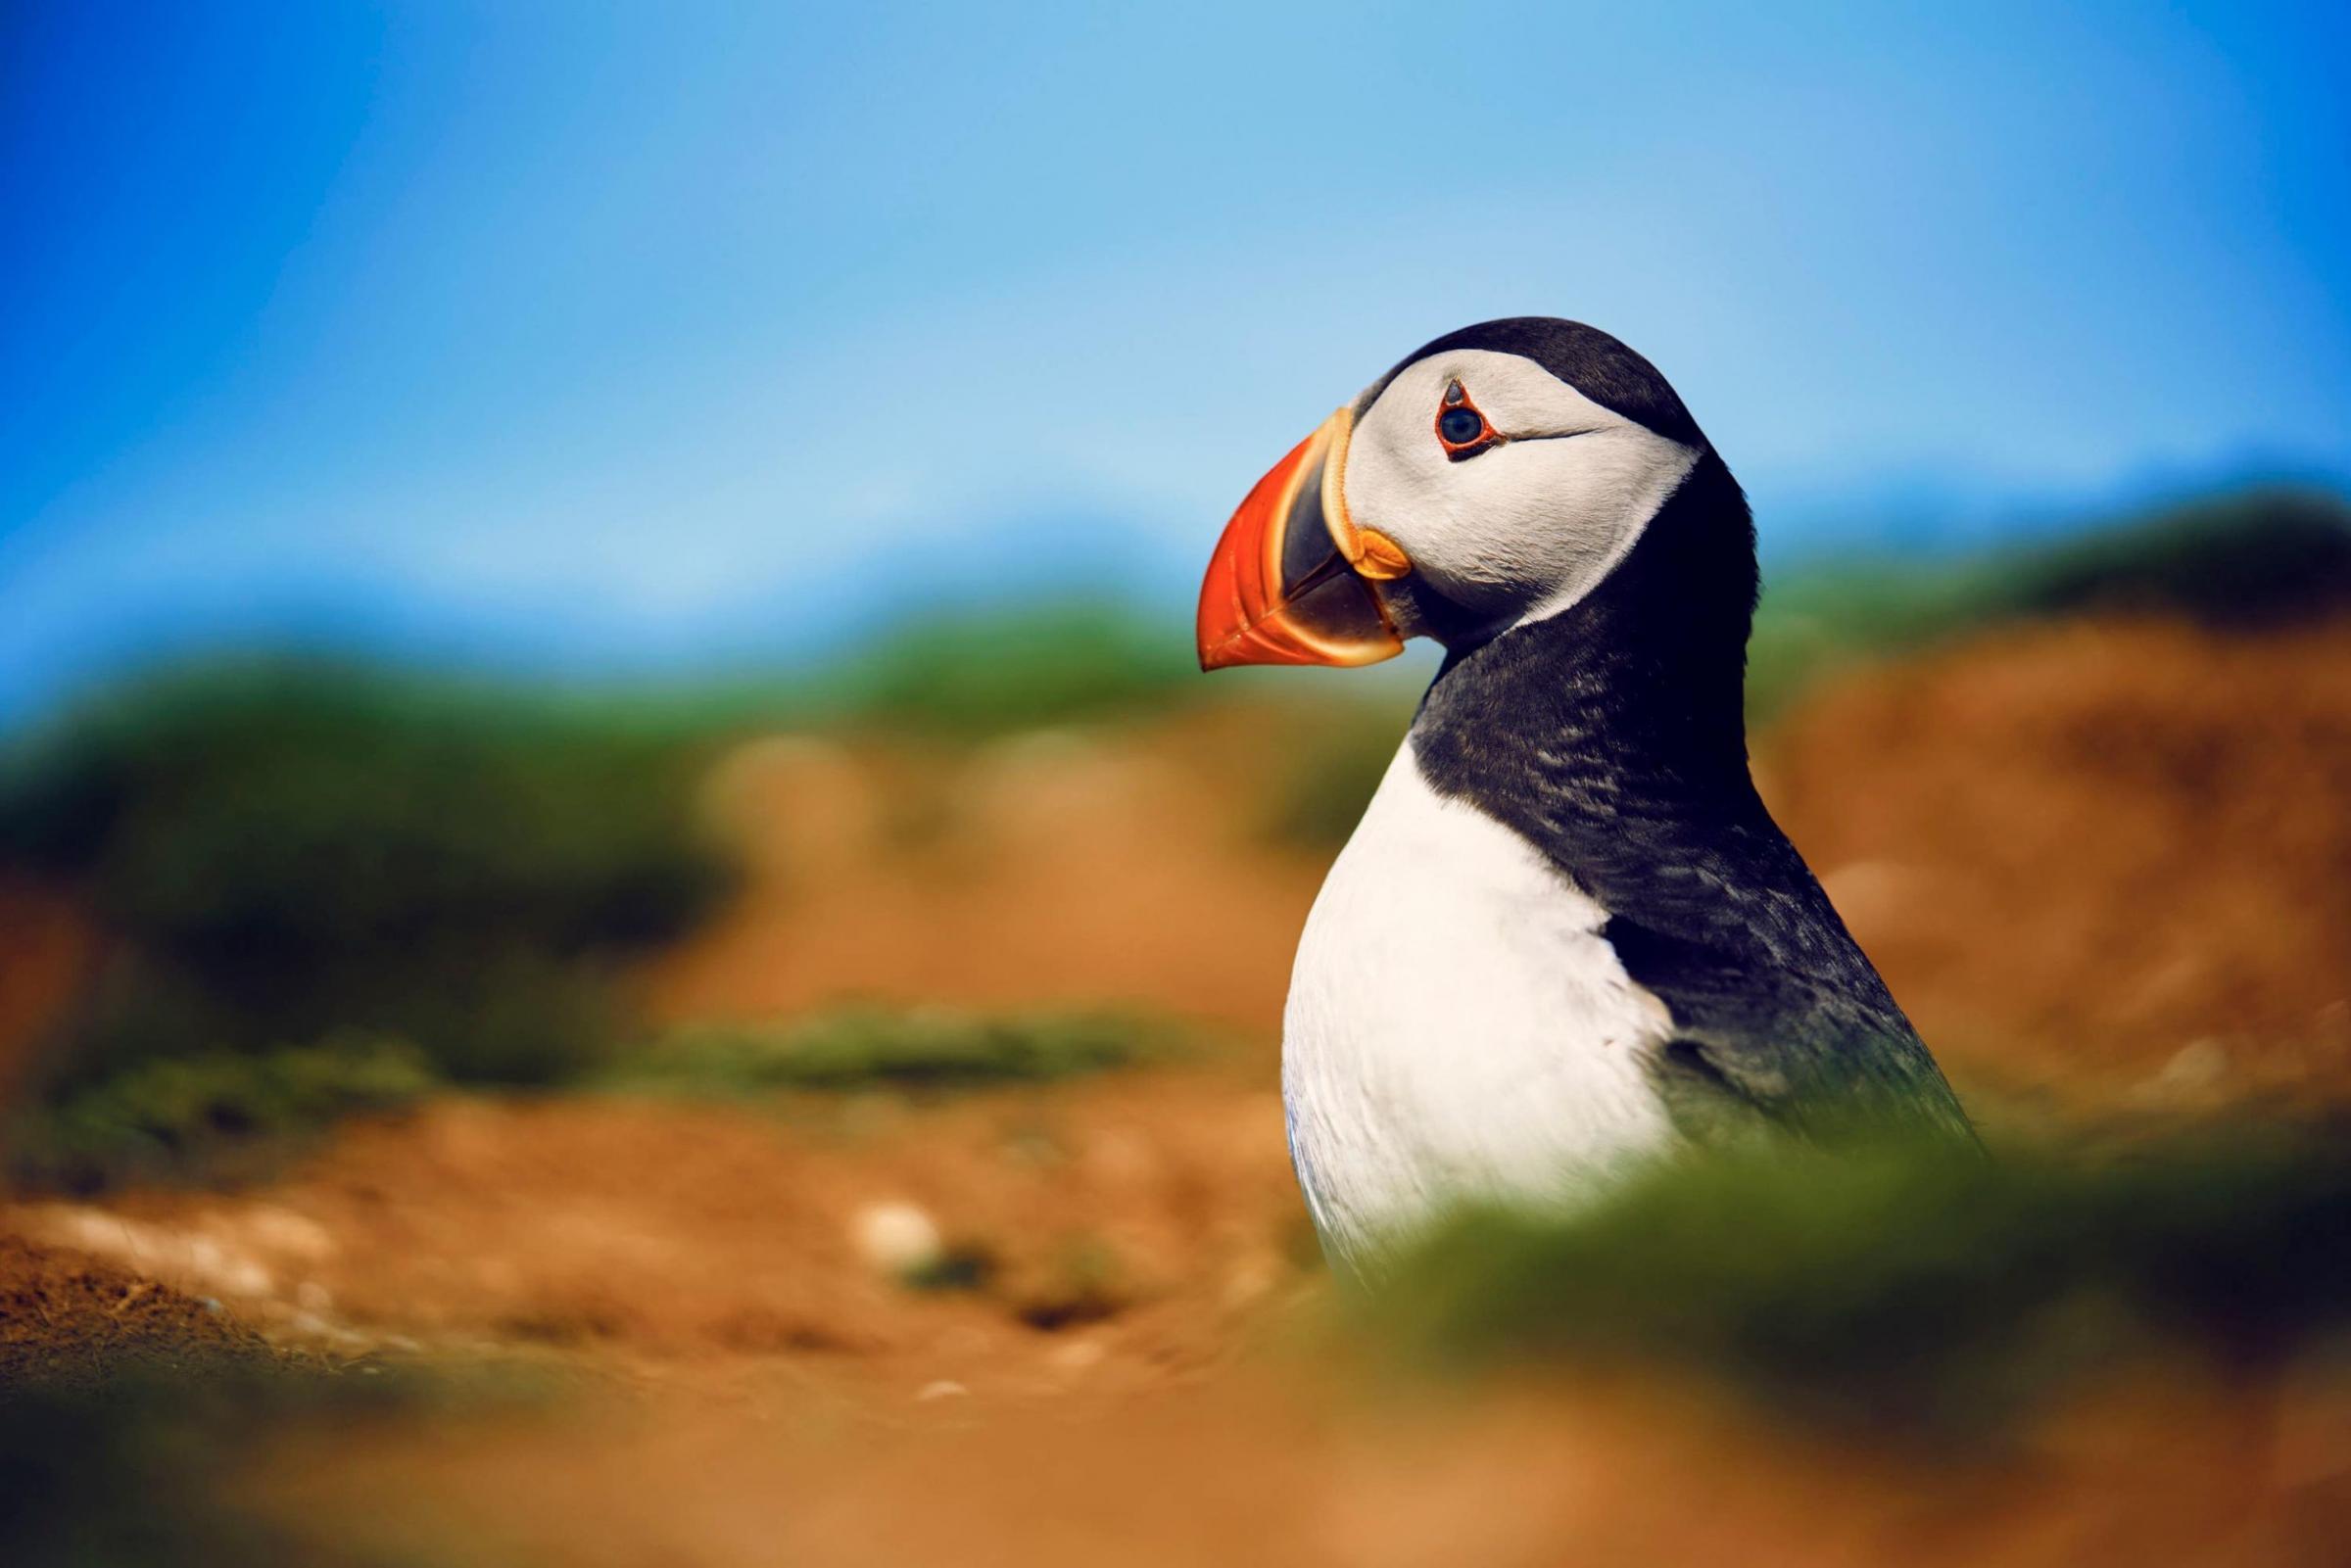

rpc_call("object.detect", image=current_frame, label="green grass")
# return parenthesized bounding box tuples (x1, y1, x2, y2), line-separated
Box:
(1747, 559, 2000, 718)
(1371, 1121, 2351, 1436)
(7, 1035, 440, 1194)
(486, 596, 1208, 745)
(2005, 486, 2351, 626)
(604, 1005, 1184, 1096)
(807, 599, 1198, 735)
(1750, 485, 2351, 718)
(0, 660, 732, 1096)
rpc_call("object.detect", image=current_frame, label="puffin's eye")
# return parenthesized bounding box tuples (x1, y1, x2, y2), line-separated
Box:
(1434, 378, 1498, 459)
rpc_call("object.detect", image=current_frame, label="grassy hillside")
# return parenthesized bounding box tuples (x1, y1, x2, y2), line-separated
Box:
(1748, 485, 2351, 714)
(0, 663, 734, 1186)
(3, 485, 2342, 1184)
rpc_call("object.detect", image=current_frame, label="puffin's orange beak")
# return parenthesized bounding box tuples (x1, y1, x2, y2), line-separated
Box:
(1196, 407, 1408, 671)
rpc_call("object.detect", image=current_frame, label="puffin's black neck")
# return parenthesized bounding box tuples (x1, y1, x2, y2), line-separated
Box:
(1403, 451, 1817, 947)
(1411, 451, 1761, 820)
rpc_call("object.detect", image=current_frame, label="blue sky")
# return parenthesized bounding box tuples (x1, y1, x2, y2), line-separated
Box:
(3, 2, 2347, 720)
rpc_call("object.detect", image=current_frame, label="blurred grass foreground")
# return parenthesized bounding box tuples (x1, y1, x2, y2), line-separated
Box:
(1375, 1120, 2351, 1434)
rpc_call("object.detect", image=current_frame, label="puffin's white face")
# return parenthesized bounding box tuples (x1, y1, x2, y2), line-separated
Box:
(1342, 349, 1699, 636)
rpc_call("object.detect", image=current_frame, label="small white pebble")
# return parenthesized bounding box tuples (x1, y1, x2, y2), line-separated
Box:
(853, 1201, 944, 1277)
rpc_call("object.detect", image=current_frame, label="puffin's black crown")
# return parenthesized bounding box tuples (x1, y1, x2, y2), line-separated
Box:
(1359, 316, 1707, 451)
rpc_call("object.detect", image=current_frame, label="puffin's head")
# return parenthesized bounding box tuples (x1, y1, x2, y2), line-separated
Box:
(1198, 317, 1720, 669)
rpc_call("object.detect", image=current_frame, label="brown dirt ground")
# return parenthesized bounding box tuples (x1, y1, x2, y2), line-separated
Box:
(648, 703, 1336, 1033)
(1764, 617, 2351, 1102)
(0, 878, 96, 1110)
(651, 616, 2351, 1104)
(0, 1233, 267, 1382)
(5, 1068, 1306, 1384)
(241, 1361, 2351, 1568)
(5, 614, 2351, 1564)
(21, 1078, 2351, 1567)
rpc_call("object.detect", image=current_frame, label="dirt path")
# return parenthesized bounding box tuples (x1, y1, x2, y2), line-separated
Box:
(14, 1069, 2341, 1568)
(6, 1065, 1306, 1388)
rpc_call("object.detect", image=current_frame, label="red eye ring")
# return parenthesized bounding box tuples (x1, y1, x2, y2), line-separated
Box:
(1435, 378, 1502, 460)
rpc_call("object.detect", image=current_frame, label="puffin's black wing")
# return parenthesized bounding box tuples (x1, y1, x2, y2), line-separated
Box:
(1594, 855, 1977, 1148)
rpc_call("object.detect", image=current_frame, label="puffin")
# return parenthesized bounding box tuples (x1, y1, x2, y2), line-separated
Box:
(1197, 316, 1971, 1281)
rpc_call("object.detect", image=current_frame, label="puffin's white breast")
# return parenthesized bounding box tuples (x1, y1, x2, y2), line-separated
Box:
(1282, 741, 1677, 1274)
